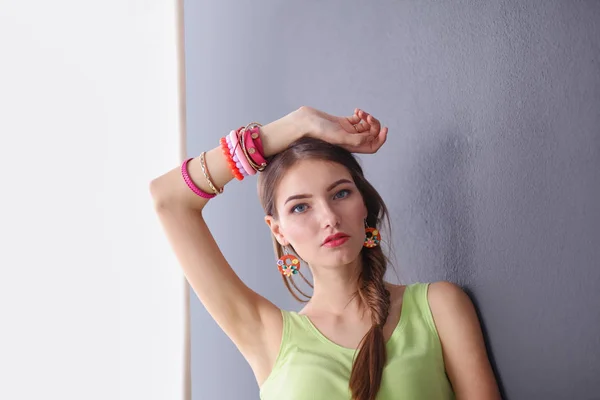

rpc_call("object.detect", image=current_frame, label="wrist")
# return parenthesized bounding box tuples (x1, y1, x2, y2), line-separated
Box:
(260, 108, 308, 158)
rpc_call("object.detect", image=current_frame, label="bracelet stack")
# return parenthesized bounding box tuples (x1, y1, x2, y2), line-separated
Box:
(181, 122, 269, 199)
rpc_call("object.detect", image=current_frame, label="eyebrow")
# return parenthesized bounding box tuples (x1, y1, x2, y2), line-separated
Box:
(283, 178, 353, 206)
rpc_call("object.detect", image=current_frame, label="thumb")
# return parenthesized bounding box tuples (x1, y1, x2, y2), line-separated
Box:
(347, 132, 374, 148)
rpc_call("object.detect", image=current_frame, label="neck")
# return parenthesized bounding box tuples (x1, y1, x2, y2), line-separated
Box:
(305, 255, 366, 316)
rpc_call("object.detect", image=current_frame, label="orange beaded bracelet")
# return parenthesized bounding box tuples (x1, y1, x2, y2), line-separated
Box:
(220, 137, 244, 181)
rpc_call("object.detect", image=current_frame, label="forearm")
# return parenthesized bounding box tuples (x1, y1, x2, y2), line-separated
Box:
(149, 109, 306, 212)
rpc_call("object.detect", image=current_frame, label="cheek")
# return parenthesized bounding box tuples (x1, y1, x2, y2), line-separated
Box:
(283, 221, 319, 261)
(347, 200, 368, 237)
(282, 215, 318, 243)
(349, 196, 367, 215)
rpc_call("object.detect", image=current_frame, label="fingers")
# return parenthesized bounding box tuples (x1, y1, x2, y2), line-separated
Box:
(346, 109, 370, 132)
(346, 108, 388, 151)
(348, 108, 383, 133)
(357, 109, 382, 135)
(347, 108, 361, 123)
(350, 109, 389, 152)
(346, 109, 362, 129)
(354, 110, 370, 132)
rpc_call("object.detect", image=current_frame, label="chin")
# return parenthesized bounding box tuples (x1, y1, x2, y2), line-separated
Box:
(320, 244, 362, 266)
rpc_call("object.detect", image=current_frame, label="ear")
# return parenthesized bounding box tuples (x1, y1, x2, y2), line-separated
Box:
(264, 215, 288, 246)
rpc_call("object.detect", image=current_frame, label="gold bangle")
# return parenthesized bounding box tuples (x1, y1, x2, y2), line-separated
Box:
(200, 152, 223, 194)
(244, 121, 263, 130)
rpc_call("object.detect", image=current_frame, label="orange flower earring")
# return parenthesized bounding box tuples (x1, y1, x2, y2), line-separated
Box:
(277, 246, 301, 277)
(363, 219, 381, 248)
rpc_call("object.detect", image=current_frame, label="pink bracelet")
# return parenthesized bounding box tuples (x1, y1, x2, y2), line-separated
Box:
(226, 133, 248, 176)
(181, 158, 216, 199)
(227, 131, 248, 176)
(243, 126, 267, 170)
(253, 127, 265, 157)
(230, 128, 256, 176)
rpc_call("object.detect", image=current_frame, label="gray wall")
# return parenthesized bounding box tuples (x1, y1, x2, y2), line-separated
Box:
(184, 1, 600, 399)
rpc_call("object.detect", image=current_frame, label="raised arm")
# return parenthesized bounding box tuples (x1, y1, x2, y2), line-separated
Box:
(149, 109, 307, 377)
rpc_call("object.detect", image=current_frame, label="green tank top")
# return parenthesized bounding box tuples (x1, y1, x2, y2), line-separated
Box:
(259, 282, 455, 399)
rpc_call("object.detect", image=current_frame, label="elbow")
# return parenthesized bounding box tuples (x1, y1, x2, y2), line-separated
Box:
(149, 174, 205, 213)
(149, 178, 172, 210)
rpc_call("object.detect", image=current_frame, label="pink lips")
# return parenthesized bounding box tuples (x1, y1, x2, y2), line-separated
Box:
(323, 236, 350, 248)
(322, 233, 350, 247)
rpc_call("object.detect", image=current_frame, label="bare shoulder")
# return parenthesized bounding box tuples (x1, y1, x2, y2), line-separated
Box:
(426, 281, 502, 399)
(427, 280, 470, 311)
(426, 280, 480, 343)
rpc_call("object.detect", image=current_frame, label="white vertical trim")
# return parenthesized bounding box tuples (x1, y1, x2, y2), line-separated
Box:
(175, 0, 191, 398)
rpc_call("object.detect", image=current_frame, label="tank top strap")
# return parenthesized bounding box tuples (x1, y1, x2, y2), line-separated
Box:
(282, 309, 312, 338)
(267, 310, 309, 371)
(405, 282, 440, 339)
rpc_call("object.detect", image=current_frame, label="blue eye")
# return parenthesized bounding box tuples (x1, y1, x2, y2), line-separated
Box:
(334, 189, 351, 199)
(291, 204, 308, 214)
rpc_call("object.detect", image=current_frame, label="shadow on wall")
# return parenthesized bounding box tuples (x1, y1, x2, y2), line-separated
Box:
(415, 129, 506, 397)
(416, 130, 477, 285)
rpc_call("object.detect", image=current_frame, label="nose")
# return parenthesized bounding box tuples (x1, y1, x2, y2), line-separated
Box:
(319, 203, 341, 229)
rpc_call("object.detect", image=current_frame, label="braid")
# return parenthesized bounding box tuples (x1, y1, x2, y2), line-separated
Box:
(349, 246, 391, 400)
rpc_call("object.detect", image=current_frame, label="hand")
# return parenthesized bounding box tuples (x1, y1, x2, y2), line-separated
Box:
(300, 106, 388, 154)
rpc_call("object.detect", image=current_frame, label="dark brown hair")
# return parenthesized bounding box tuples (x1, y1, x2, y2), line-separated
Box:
(257, 136, 392, 400)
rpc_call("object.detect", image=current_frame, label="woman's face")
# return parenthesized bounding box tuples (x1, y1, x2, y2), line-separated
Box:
(265, 159, 368, 269)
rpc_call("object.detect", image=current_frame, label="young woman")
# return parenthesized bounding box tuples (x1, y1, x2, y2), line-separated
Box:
(150, 106, 501, 400)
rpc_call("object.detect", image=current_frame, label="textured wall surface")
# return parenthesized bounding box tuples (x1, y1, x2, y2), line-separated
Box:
(184, 1, 600, 398)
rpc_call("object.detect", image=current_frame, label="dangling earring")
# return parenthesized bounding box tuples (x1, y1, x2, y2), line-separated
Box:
(277, 246, 301, 277)
(363, 219, 381, 248)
